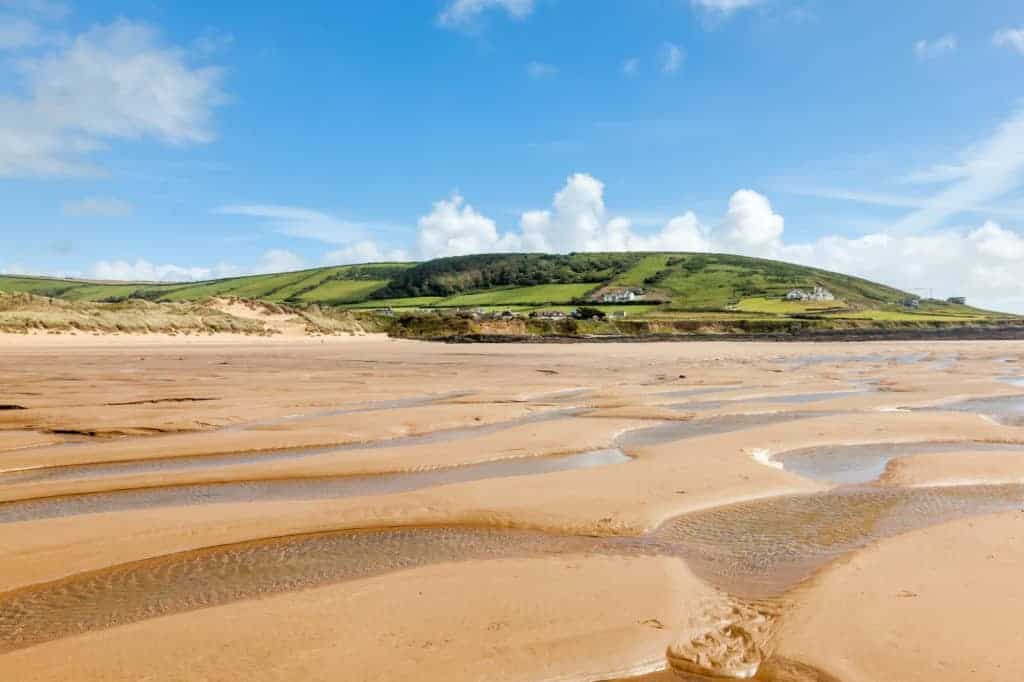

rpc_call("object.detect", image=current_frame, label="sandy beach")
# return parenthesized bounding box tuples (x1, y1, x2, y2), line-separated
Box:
(1, 334, 1022, 680)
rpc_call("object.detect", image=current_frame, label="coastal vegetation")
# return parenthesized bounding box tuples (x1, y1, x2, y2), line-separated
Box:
(1, 252, 1016, 339)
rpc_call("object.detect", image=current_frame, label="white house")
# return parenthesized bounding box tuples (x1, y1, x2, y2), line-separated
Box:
(601, 289, 637, 303)
(786, 287, 835, 302)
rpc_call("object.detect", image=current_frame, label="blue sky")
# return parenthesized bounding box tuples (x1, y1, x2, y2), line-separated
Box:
(2, 0, 1024, 310)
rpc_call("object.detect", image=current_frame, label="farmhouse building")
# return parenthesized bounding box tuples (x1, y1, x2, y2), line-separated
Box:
(601, 289, 638, 303)
(785, 287, 835, 302)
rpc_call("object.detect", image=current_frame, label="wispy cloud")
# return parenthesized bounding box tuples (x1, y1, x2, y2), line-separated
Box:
(0, 18, 225, 178)
(217, 204, 373, 245)
(438, 0, 534, 30)
(690, 0, 762, 19)
(891, 105, 1024, 232)
(621, 57, 639, 77)
(914, 34, 957, 60)
(661, 42, 684, 74)
(62, 197, 133, 217)
(782, 186, 1024, 222)
(994, 27, 1024, 55)
(525, 61, 557, 79)
(782, 104, 1024, 232)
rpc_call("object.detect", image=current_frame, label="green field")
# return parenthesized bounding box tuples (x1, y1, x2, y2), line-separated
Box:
(437, 283, 599, 307)
(1, 253, 1014, 325)
(734, 296, 847, 315)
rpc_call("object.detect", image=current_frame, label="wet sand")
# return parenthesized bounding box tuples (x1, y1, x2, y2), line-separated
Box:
(1, 334, 1023, 680)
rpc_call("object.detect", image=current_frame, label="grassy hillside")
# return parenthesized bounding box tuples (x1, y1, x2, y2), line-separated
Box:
(0, 263, 410, 305)
(0, 253, 1011, 324)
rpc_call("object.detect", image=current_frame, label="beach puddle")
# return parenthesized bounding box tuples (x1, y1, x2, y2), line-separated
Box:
(672, 391, 865, 412)
(3, 484, 1020, 654)
(772, 441, 1024, 485)
(784, 352, 929, 369)
(919, 394, 1024, 426)
(0, 408, 585, 486)
(0, 449, 630, 524)
(616, 412, 837, 450)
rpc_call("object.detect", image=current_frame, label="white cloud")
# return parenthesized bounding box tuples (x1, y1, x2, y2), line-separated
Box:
(890, 104, 1024, 233)
(0, 19, 225, 177)
(691, 0, 762, 16)
(218, 204, 371, 245)
(914, 34, 957, 60)
(526, 61, 557, 78)
(722, 189, 784, 247)
(91, 259, 215, 282)
(88, 249, 306, 283)
(777, 223, 1024, 313)
(258, 249, 304, 273)
(994, 27, 1024, 55)
(323, 240, 409, 264)
(219, 204, 410, 265)
(621, 57, 639, 76)
(438, 0, 534, 29)
(413, 174, 715, 255)
(417, 193, 517, 257)
(900, 163, 970, 185)
(661, 42, 684, 74)
(62, 197, 133, 217)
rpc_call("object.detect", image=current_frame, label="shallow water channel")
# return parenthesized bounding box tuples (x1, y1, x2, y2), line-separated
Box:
(0, 449, 630, 523)
(2, 484, 1020, 654)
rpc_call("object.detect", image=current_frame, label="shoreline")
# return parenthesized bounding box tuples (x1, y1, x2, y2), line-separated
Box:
(426, 323, 1024, 343)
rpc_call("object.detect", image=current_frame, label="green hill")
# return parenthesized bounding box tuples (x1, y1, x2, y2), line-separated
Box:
(0, 253, 1009, 323)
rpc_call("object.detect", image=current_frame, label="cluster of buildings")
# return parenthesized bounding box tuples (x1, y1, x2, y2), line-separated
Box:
(785, 286, 836, 302)
(600, 288, 644, 303)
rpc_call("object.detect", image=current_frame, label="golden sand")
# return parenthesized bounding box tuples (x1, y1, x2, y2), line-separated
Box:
(0, 334, 1022, 680)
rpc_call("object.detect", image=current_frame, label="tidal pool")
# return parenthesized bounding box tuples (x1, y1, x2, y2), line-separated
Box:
(772, 441, 1024, 485)
(919, 394, 1024, 426)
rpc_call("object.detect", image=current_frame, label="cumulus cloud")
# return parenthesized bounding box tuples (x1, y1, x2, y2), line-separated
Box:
(777, 222, 1024, 313)
(62, 197, 133, 217)
(660, 42, 684, 74)
(438, 0, 534, 29)
(0, 18, 225, 177)
(417, 193, 516, 257)
(914, 34, 957, 60)
(722, 189, 784, 248)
